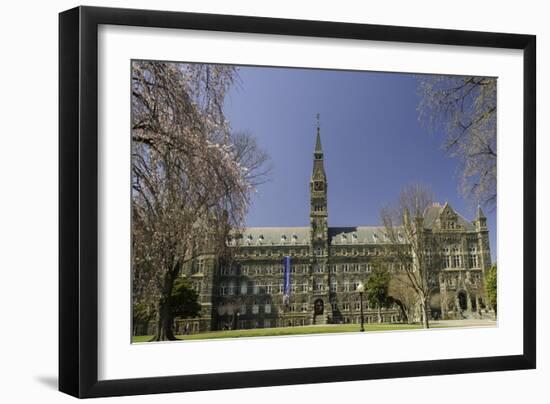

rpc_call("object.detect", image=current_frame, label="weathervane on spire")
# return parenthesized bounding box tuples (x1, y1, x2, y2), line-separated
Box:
(316, 113, 320, 132)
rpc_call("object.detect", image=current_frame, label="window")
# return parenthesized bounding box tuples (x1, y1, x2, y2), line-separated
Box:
(355, 301, 361, 311)
(252, 304, 259, 314)
(342, 264, 349, 273)
(301, 283, 308, 293)
(330, 280, 337, 292)
(240, 304, 246, 315)
(266, 282, 273, 294)
(253, 282, 259, 295)
(228, 281, 235, 296)
(343, 281, 351, 292)
(452, 254, 461, 268)
(197, 259, 204, 273)
(469, 254, 479, 268)
(331, 303, 338, 311)
(301, 303, 308, 312)
(264, 304, 271, 314)
(315, 247, 323, 256)
(220, 283, 227, 295)
(315, 280, 324, 291)
(366, 263, 373, 273)
(342, 303, 350, 311)
(193, 282, 202, 293)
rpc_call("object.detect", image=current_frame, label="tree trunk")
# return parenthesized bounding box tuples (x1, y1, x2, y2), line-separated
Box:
(152, 268, 179, 341)
(394, 300, 409, 324)
(421, 298, 430, 329)
(377, 305, 382, 323)
(153, 299, 177, 341)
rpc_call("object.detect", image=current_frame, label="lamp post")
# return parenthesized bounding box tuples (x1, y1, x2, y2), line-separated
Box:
(356, 282, 365, 332)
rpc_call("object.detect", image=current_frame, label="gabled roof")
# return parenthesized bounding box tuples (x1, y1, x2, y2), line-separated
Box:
(423, 203, 475, 231)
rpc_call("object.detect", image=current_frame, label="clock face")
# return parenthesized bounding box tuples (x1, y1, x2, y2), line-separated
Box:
(314, 181, 324, 191)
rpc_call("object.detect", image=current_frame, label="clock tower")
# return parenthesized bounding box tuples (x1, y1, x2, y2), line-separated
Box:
(310, 118, 328, 248)
(309, 116, 330, 324)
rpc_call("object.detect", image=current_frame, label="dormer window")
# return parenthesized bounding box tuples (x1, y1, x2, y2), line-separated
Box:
(292, 234, 298, 244)
(281, 235, 287, 244)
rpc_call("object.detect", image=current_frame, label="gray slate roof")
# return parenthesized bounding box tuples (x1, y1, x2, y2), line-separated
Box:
(232, 203, 476, 247)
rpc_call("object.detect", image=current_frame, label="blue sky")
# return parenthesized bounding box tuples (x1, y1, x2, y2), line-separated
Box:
(223, 66, 496, 262)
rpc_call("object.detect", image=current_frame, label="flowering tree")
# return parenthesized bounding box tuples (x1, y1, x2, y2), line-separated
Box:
(131, 61, 269, 340)
(418, 76, 497, 210)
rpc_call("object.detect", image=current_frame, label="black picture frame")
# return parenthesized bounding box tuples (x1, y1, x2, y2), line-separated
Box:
(59, 5, 536, 398)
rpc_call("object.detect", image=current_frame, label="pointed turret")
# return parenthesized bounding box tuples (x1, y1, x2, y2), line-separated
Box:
(476, 205, 486, 220)
(475, 204, 487, 231)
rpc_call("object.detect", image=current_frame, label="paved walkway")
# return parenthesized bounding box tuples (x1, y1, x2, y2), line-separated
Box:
(431, 319, 497, 327)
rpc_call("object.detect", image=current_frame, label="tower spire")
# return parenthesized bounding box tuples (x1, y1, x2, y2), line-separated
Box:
(315, 113, 323, 155)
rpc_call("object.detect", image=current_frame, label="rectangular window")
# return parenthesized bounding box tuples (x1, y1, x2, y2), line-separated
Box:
(264, 304, 271, 314)
(452, 255, 461, 268)
(252, 304, 259, 314)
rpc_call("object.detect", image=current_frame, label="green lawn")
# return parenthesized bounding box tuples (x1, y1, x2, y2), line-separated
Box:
(132, 323, 427, 343)
(132, 319, 497, 343)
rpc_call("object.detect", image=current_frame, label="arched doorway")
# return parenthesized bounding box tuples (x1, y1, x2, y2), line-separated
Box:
(313, 298, 325, 325)
(457, 291, 468, 311)
(314, 299, 324, 315)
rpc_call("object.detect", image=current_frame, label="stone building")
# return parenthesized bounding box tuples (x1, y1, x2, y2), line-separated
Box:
(175, 127, 493, 333)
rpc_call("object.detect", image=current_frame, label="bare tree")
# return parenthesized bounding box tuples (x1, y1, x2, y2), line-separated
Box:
(131, 61, 269, 341)
(381, 184, 442, 328)
(418, 76, 497, 210)
(388, 275, 420, 324)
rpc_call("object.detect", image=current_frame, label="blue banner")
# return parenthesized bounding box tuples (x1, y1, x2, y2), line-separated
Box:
(283, 256, 291, 304)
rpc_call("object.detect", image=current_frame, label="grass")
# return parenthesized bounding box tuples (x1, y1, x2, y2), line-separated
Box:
(132, 323, 435, 343)
(132, 319, 496, 343)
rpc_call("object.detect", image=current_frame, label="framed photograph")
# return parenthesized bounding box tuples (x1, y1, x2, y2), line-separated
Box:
(59, 6, 536, 398)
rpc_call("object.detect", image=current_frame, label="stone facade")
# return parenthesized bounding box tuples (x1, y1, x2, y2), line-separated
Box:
(175, 127, 493, 333)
